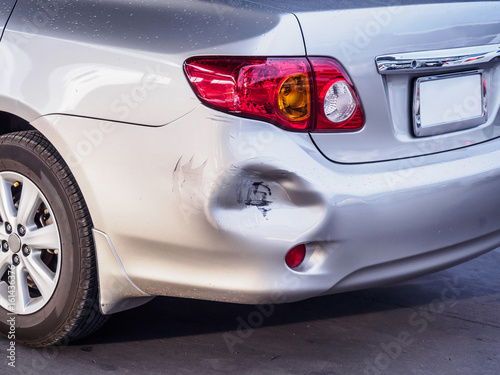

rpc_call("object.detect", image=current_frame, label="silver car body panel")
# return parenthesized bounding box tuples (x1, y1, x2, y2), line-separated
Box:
(0, 0, 499, 313)
(297, 2, 500, 163)
(288, 2, 500, 163)
(0, 0, 304, 125)
(0, 1, 16, 37)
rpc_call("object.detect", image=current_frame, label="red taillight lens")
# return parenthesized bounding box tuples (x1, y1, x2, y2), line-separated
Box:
(184, 57, 312, 131)
(285, 244, 306, 269)
(184, 56, 364, 132)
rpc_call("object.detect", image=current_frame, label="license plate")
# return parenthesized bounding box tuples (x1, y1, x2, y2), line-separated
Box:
(413, 70, 487, 137)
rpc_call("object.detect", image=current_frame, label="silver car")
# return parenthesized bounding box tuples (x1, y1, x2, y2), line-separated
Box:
(0, 0, 499, 347)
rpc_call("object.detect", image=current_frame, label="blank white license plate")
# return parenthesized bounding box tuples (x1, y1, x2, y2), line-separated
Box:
(413, 71, 486, 137)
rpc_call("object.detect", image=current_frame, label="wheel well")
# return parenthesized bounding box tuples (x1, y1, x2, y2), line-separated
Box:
(0, 111, 36, 136)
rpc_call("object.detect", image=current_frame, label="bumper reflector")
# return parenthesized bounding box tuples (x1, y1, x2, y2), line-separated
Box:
(285, 244, 306, 269)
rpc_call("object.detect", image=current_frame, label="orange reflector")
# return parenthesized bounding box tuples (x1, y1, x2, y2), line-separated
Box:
(285, 244, 306, 269)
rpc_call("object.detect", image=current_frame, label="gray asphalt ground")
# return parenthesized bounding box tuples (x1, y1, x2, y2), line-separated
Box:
(1, 248, 499, 375)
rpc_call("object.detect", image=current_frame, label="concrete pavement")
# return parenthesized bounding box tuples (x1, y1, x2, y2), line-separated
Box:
(2, 248, 499, 374)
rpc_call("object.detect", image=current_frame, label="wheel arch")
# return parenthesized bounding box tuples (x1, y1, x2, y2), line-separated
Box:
(0, 113, 151, 316)
(0, 111, 37, 136)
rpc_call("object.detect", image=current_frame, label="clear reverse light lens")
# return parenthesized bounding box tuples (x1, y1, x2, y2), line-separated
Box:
(323, 80, 356, 123)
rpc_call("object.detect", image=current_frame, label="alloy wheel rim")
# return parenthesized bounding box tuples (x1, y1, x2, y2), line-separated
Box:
(0, 171, 62, 315)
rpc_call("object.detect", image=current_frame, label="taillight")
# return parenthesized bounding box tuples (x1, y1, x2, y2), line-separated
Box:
(184, 56, 364, 132)
(310, 58, 364, 132)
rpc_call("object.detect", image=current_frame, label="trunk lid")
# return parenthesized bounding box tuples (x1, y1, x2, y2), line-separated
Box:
(254, 1, 500, 163)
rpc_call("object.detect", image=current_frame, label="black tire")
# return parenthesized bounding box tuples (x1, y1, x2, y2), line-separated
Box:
(0, 130, 107, 347)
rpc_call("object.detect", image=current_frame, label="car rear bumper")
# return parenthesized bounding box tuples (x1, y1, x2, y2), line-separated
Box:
(34, 107, 500, 306)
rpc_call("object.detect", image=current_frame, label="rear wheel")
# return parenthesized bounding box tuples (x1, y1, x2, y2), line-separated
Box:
(0, 131, 107, 347)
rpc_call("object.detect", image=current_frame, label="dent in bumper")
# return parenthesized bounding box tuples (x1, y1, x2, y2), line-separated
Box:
(33, 109, 500, 305)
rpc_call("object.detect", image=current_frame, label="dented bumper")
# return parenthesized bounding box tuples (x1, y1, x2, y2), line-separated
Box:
(35, 106, 500, 309)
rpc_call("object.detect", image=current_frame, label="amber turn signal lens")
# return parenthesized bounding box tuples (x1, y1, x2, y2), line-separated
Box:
(278, 74, 310, 121)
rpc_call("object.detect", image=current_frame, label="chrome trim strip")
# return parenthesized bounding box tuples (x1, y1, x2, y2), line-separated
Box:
(376, 44, 500, 74)
(413, 70, 487, 137)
